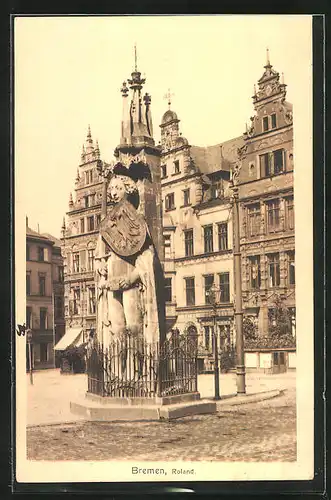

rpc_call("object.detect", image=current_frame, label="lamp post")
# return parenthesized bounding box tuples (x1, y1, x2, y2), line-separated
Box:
(207, 284, 221, 400)
(26, 329, 33, 385)
(231, 183, 246, 395)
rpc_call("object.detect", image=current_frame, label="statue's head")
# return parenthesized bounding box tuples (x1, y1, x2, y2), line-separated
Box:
(108, 175, 137, 203)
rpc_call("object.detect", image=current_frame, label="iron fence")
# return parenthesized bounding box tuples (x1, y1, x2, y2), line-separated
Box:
(87, 332, 198, 398)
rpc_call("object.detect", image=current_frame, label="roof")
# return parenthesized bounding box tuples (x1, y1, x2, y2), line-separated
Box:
(190, 135, 245, 175)
(26, 226, 53, 243)
(41, 233, 62, 248)
(161, 109, 179, 126)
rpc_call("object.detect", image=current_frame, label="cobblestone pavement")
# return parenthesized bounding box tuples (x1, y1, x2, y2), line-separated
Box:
(27, 389, 296, 462)
(27, 369, 296, 426)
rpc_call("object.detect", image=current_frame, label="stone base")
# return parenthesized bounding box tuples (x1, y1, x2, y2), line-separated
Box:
(70, 392, 216, 421)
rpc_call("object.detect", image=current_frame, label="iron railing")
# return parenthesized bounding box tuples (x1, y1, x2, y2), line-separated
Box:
(87, 332, 198, 398)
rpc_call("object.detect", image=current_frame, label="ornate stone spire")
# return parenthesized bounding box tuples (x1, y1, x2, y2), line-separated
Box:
(253, 52, 287, 107)
(69, 192, 73, 207)
(118, 46, 154, 148)
(266, 47, 271, 67)
(75, 168, 80, 183)
(95, 139, 100, 159)
(85, 125, 94, 153)
(81, 144, 86, 163)
(61, 217, 66, 236)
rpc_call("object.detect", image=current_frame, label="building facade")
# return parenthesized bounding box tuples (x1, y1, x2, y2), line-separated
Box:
(61, 127, 103, 341)
(61, 54, 295, 369)
(237, 54, 295, 337)
(26, 220, 65, 369)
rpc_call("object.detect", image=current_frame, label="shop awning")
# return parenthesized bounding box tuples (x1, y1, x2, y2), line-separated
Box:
(54, 328, 83, 351)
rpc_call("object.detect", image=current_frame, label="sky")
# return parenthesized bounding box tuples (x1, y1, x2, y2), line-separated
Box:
(15, 15, 312, 238)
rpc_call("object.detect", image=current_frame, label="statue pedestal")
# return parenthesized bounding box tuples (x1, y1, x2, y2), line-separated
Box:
(70, 392, 216, 421)
(71, 333, 217, 421)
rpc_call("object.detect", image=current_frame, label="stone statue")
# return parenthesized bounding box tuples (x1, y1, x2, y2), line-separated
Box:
(94, 172, 161, 347)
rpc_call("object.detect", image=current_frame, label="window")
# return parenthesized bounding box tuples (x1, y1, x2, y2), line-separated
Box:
(260, 150, 285, 177)
(164, 277, 172, 302)
(73, 252, 80, 273)
(58, 266, 64, 282)
(40, 308, 47, 330)
(204, 326, 211, 350)
(285, 197, 294, 230)
(184, 229, 194, 257)
(288, 251, 295, 285)
(268, 253, 280, 288)
(165, 193, 175, 211)
(87, 216, 95, 231)
(26, 307, 32, 329)
(260, 153, 271, 177)
(54, 296, 64, 318)
(26, 244, 30, 260)
(263, 116, 270, 131)
(267, 200, 280, 233)
(174, 160, 180, 174)
(247, 204, 261, 237)
(248, 256, 261, 289)
(40, 343, 48, 363)
(204, 274, 214, 304)
(38, 247, 45, 262)
(80, 218, 85, 233)
(26, 273, 31, 295)
(84, 196, 89, 208)
(85, 170, 93, 184)
(185, 277, 195, 306)
(38, 274, 46, 296)
(204, 225, 214, 253)
(89, 194, 95, 206)
(88, 249, 95, 271)
(96, 214, 101, 227)
(219, 272, 230, 302)
(273, 149, 284, 174)
(164, 235, 171, 259)
(183, 189, 190, 206)
(88, 287, 96, 314)
(271, 113, 277, 129)
(161, 165, 167, 178)
(210, 184, 218, 199)
(218, 223, 228, 250)
(71, 289, 80, 315)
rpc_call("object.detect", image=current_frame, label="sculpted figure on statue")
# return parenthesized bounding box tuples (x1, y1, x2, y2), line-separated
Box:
(94, 171, 160, 346)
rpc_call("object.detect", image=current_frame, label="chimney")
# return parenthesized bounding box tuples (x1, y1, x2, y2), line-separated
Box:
(26, 216, 28, 228)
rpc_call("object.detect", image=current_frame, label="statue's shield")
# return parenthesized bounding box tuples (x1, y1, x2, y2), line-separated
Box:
(100, 200, 147, 257)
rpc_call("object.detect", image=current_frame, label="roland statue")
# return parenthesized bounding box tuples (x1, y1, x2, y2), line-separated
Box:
(94, 168, 162, 347)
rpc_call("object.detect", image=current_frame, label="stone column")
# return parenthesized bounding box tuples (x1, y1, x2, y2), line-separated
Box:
(279, 250, 287, 288)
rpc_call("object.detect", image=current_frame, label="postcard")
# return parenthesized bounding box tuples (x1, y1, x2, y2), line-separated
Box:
(14, 14, 314, 486)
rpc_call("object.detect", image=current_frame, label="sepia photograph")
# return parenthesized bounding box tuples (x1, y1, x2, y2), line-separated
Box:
(14, 14, 314, 484)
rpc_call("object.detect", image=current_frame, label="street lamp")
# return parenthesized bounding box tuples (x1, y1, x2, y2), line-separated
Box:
(206, 284, 221, 400)
(231, 179, 246, 395)
(26, 328, 33, 385)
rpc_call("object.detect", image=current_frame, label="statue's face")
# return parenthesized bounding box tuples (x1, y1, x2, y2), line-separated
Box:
(109, 178, 126, 203)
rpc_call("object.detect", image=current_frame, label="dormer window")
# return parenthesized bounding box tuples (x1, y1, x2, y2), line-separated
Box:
(263, 116, 269, 132)
(173, 160, 180, 174)
(210, 185, 218, 199)
(271, 113, 277, 129)
(263, 113, 277, 132)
